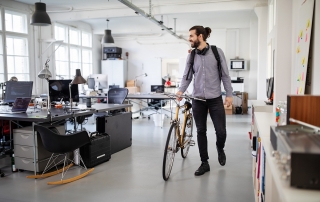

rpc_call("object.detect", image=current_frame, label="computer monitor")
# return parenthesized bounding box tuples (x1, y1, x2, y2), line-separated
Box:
(266, 77, 274, 100)
(89, 74, 108, 91)
(151, 85, 164, 93)
(48, 80, 79, 102)
(87, 78, 95, 90)
(4, 81, 33, 103)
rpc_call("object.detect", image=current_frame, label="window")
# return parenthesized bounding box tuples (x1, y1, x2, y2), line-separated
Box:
(0, 10, 2, 31)
(6, 36, 29, 81)
(70, 47, 81, 74)
(54, 24, 93, 79)
(82, 32, 92, 47)
(5, 10, 27, 34)
(55, 45, 69, 79)
(55, 24, 68, 43)
(69, 28, 80, 45)
(0, 9, 29, 83)
(82, 49, 92, 78)
(0, 35, 4, 82)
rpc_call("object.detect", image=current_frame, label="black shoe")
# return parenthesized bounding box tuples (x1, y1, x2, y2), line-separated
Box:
(217, 148, 226, 166)
(194, 162, 210, 176)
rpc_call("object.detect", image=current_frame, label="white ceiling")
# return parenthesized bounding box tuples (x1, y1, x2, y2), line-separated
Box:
(14, 0, 266, 36)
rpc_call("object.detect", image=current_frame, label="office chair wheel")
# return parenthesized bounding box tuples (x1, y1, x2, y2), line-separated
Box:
(148, 116, 150, 120)
(0, 171, 4, 177)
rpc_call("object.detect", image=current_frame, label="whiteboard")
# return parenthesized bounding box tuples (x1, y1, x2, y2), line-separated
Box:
(294, 0, 315, 94)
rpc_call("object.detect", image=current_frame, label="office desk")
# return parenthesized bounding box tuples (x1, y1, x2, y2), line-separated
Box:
(0, 107, 94, 174)
(78, 103, 133, 113)
(1, 104, 133, 174)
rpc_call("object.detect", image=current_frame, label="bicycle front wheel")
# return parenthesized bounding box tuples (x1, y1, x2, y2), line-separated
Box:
(181, 114, 193, 158)
(162, 122, 177, 181)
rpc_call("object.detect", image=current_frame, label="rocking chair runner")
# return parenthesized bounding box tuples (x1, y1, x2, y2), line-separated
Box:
(26, 125, 94, 185)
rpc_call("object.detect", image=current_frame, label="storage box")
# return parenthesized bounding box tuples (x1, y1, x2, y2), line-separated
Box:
(126, 80, 135, 87)
(80, 132, 111, 168)
(126, 87, 140, 94)
(224, 104, 233, 115)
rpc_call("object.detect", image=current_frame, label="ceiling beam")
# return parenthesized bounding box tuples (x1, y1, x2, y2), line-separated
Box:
(47, 1, 262, 22)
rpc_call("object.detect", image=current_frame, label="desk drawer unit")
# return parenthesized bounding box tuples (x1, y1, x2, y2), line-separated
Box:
(13, 125, 65, 172)
(15, 155, 65, 173)
(14, 145, 52, 160)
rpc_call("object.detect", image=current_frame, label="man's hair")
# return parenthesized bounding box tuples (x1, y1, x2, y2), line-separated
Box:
(189, 26, 212, 41)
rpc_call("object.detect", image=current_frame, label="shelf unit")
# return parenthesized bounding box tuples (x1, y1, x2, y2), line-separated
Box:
(251, 111, 320, 202)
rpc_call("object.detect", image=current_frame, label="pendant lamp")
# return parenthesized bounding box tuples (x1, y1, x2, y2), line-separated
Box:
(102, 19, 114, 44)
(30, 2, 51, 26)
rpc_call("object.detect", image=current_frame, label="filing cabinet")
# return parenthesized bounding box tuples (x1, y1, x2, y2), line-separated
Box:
(13, 124, 65, 172)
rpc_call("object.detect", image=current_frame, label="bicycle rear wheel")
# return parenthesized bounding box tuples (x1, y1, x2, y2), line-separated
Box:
(181, 115, 193, 158)
(162, 122, 177, 181)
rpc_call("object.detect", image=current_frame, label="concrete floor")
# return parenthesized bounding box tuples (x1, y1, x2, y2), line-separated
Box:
(0, 114, 254, 202)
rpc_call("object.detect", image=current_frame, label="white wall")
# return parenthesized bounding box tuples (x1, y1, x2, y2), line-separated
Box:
(98, 26, 255, 96)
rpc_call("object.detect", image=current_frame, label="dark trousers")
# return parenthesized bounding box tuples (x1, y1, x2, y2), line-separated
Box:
(192, 95, 226, 162)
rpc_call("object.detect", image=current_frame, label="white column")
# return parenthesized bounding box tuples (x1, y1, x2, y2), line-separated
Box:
(273, 0, 293, 110)
(254, 6, 268, 100)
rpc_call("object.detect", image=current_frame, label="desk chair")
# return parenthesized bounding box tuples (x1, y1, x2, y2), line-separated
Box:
(26, 125, 94, 185)
(147, 85, 168, 119)
(96, 88, 128, 116)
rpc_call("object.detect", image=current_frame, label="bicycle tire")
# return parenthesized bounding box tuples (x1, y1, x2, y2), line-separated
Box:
(181, 115, 193, 158)
(162, 122, 177, 181)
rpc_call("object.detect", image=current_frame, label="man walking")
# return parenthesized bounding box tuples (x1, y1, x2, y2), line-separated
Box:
(176, 26, 233, 176)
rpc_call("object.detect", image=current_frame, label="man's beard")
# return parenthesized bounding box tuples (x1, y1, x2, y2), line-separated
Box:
(190, 39, 200, 48)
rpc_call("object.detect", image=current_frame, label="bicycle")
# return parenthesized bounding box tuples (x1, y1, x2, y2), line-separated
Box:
(162, 93, 205, 181)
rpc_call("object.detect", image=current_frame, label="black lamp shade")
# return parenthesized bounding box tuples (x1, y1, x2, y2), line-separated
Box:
(71, 69, 86, 85)
(102, 29, 114, 43)
(30, 2, 51, 26)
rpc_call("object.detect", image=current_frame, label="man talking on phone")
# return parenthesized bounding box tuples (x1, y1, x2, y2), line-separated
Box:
(177, 26, 233, 176)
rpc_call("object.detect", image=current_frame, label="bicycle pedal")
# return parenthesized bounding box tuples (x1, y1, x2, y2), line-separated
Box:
(190, 140, 195, 146)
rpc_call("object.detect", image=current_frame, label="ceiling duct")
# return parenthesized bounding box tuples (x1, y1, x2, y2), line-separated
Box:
(118, 0, 188, 42)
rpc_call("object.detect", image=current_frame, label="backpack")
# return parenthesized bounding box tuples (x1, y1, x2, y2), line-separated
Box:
(186, 45, 222, 81)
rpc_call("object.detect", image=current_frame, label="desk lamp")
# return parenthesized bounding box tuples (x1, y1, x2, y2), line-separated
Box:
(135, 73, 147, 87)
(69, 69, 86, 110)
(38, 59, 52, 114)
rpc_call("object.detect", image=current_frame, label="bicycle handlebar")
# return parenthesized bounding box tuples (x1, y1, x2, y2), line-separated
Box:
(162, 93, 206, 102)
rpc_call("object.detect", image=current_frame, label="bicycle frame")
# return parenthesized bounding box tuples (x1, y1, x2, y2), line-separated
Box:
(172, 101, 192, 149)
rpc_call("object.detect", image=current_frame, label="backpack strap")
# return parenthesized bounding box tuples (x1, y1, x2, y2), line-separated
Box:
(211, 45, 222, 81)
(185, 49, 196, 80)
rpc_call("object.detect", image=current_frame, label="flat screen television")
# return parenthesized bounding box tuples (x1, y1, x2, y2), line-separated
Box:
(49, 80, 79, 102)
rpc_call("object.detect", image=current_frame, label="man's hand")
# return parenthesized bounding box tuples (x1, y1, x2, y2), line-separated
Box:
(224, 96, 233, 107)
(176, 91, 183, 102)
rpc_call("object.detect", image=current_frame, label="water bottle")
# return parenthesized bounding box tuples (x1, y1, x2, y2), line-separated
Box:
(280, 101, 287, 125)
(12, 154, 17, 172)
(276, 101, 283, 125)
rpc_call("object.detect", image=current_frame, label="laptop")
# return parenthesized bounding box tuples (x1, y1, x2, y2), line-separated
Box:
(0, 97, 31, 114)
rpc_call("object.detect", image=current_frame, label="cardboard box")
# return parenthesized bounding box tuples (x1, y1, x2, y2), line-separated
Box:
(224, 104, 233, 115)
(126, 87, 140, 94)
(126, 80, 135, 87)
